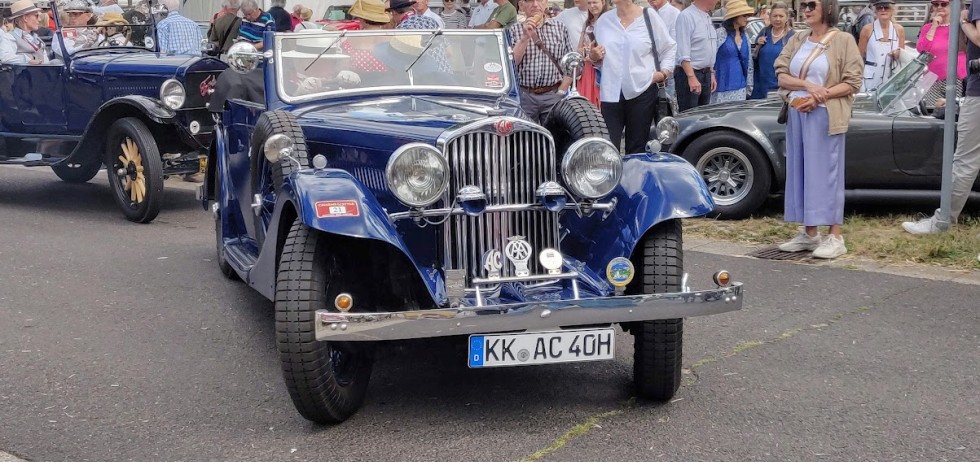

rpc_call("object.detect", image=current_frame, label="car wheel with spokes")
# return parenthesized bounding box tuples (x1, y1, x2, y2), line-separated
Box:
(683, 131, 771, 219)
(105, 117, 164, 223)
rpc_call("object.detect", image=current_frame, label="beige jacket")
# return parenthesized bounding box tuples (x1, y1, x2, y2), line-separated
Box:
(775, 28, 863, 135)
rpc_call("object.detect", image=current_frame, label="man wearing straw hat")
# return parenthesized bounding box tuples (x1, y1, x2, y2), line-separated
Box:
(7, 0, 48, 64)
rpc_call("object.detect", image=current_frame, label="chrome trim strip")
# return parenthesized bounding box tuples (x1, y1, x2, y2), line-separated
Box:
(470, 271, 578, 285)
(314, 283, 744, 341)
(388, 201, 614, 221)
(435, 116, 554, 149)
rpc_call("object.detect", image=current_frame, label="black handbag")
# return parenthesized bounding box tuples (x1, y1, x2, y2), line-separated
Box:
(642, 8, 676, 119)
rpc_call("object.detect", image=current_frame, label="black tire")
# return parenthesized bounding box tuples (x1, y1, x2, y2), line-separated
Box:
(213, 172, 238, 280)
(682, 131, 772, 220)
(51, 160, 102, 184)
(276, 219, 373, 424)
(545, 97, 609, 157)
(105, 118, 164, 223)
(251, 111, 309, 247)
(626, 219, 684, 402)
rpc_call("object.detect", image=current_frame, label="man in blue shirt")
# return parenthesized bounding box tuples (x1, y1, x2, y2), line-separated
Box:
(239, 0, 276, 50)
(156, 0, 201, 55)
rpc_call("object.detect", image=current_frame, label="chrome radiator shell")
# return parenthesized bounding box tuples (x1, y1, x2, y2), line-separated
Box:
(438, 118, 560, 281)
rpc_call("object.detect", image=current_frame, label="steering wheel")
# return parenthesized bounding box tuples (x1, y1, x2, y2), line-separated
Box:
(917, 98, 930, 117)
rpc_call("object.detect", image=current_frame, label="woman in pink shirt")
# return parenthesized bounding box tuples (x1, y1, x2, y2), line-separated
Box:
(917, 0, 967, 106)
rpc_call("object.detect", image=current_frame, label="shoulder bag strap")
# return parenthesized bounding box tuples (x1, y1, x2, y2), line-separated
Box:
(220, 16, 241, 50)
(531, 24, 565, 75)
(642, 7, 662, 83)
(798, 30, 836, 81)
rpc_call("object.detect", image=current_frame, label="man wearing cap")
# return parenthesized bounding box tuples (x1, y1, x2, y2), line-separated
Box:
(474, 0, 517, 28)
(52, 0, 98, 59)
(509, 0, 573, 123)
(156, 0, 201, 55)
(7, 0, 48, 64)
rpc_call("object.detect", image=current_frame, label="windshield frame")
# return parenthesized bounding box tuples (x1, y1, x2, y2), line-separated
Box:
(273, 29, 512, 105)
(874, 52, 933, 114)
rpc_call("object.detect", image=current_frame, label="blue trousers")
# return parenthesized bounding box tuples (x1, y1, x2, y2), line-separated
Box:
(784, 106, 846, 226)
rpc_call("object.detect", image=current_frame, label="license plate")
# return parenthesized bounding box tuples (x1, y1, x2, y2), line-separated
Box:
(198, 156, 207, 174)
(468, 328, 614, 368)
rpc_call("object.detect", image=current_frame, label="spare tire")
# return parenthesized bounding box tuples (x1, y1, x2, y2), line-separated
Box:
(250, 110, 310, 247)
(545, 98, 609, 157)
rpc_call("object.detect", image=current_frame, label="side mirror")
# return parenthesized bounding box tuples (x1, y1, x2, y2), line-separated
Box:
(559, 51, 583, 75)
(656, 117, 679, 145)
(226, 41, 262, 74)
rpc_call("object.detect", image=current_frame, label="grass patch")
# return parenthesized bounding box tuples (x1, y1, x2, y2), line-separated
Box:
(685, 212, 980, 270)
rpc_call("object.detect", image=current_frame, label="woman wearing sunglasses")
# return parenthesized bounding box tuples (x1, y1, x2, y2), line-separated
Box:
(857, 0, 905, 91)
(773, 0, 862, 259)
(917, 0, 967, 106)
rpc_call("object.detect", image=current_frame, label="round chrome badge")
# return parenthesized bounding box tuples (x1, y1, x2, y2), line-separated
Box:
(539, 248, 563, 274)
(605, 257, 635, 287)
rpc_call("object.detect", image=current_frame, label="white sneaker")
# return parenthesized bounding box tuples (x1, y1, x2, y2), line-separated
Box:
(812, 235, 847, 259)
(902, 214, 941, 235)
(778, 229, 821, 252)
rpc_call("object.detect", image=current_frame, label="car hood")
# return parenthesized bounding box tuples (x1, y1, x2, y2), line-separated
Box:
(676, 93, 879, 119)
(291, 95, 523, 149)
(71, 52, 202, 78)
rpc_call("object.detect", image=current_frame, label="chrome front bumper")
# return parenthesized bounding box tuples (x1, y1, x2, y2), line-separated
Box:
(314, 283, 743, 341)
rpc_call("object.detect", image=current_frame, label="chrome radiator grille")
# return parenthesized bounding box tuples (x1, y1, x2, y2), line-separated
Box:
(444, 129, 560, 280)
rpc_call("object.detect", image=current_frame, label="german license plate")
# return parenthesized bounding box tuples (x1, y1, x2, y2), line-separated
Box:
(198, 156, 207, 174)
(468, 328, 614, 368)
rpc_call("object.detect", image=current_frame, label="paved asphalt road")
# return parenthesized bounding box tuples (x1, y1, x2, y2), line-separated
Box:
(1, 166, 977, 462)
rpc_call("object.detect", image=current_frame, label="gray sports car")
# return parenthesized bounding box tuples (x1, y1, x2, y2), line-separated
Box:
(667, 53, 980, 219)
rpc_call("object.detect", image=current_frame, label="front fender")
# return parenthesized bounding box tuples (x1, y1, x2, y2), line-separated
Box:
(561, 153, 714, 273)
(66, 96, 178, 166)
(98, 95, 176, 124)
(287, 169, 444, 305)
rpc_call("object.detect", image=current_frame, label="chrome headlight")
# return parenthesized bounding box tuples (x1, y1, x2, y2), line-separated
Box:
(160, 79, 185, 110)
(385, 143, 449, 208)
(561, 137, 622, 199)
(263, 134, 294, 163)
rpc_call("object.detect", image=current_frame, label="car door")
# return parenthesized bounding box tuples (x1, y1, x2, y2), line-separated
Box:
(0, 63, 68, 134)
(842, 109, 895, 188)
(891, 112, 945, 185)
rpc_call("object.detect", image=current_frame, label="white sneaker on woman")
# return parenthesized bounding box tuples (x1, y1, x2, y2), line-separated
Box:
(778, 229, 821, 252)
(812, 235, 847, 259)
(902, 214, 942, 235)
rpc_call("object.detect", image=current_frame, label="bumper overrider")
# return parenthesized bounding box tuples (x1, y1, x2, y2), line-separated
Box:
(315, 280, 743, 341)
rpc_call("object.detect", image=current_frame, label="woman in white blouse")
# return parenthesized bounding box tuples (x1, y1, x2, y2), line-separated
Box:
(589, 0, 676, 154)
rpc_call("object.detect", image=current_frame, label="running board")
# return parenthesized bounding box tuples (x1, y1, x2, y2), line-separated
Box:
(224, 244, 257, 274)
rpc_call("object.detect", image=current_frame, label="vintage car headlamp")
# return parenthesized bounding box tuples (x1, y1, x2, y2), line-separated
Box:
(160, 79, 186, 110)
(385, 143, 449, 208)
(655, 117, 680, 145)
(561, 138, 622, 200)
(264, 134, 294, 163)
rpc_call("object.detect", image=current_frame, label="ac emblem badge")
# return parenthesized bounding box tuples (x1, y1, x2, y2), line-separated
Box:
(494, 119, 513, 136)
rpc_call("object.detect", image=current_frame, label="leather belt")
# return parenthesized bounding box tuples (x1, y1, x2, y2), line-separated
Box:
(521, 82, 561, 95)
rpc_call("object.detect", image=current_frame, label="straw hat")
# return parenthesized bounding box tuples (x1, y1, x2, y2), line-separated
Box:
(95, 12, 127, 26)
(724, 0, 755, 20)
(349, 0, 391, 23)
(9, 0, 42, 19)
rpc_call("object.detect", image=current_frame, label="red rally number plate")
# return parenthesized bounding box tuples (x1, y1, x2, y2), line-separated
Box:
(315, 200, 360, 218)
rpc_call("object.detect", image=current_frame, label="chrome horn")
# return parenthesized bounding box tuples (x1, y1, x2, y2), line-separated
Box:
(560, 52, 584, 98)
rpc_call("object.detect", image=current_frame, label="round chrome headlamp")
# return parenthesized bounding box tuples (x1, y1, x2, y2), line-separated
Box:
(263, 134, 294, 163)
(560, 137, 623, 199)
(385, 143, 449, 208)
(160, 79, 185, 110)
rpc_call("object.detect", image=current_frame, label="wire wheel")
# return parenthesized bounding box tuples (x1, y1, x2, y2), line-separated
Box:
(696, 147, 754, 207)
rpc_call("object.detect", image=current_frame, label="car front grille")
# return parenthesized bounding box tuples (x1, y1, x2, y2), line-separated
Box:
(443, 127, 560, 281)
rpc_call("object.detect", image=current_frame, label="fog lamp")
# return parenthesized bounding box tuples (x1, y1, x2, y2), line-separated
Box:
(457, 185, 488, 216)
(334, 293, 353, 312)
(536, 181, 567, 212)
(713, 270, 731, 287)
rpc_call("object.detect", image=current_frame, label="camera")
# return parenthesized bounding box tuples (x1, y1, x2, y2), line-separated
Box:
(970, 58, 980, 75)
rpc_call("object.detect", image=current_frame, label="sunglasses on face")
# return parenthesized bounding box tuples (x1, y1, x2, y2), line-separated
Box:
(875, 4, 891, 10)
(801, 1, 818, 11)
(931, 1, 948, 6)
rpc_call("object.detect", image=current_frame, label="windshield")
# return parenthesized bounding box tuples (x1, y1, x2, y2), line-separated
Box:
(56, 22, 155, 55)
(275, 30, 510, 102)
(876, 52, 935, 115)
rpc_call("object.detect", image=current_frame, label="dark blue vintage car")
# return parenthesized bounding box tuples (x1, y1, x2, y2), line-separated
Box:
(0, 5, 226, 222)
(203, 29, 744, 423)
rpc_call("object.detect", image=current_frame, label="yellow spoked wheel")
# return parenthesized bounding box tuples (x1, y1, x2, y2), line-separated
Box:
(106, 118, 163, 223)
(118, 138, 146, 204)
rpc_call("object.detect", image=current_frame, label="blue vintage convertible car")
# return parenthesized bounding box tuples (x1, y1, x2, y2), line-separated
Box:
(203, 29, 744, 423)
(0, 5, 226, 222)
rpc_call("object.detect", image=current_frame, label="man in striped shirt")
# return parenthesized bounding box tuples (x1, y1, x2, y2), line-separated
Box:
(156, 0, 201, 55)
(239, 0, 276, 50)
